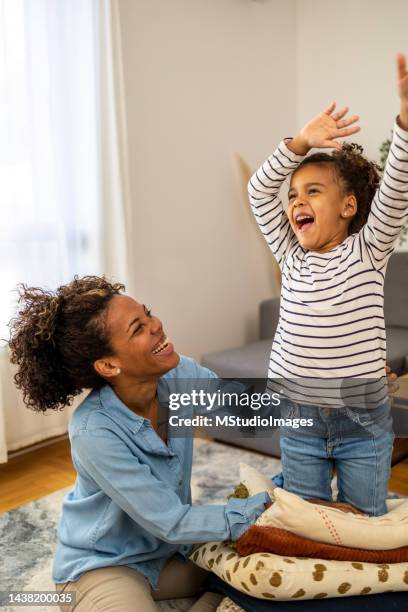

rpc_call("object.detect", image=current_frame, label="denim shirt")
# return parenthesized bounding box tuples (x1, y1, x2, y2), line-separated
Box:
(53, 356, 269, 589)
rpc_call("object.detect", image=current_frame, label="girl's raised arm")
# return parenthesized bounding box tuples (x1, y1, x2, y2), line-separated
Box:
(397, 52, 408, 130)
(361, 54, 408, 269)
(248, 140, 304, 268)
(248, 104, 360, 268)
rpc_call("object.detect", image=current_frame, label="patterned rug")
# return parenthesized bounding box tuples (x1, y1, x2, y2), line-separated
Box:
(0, 438, 281, 611)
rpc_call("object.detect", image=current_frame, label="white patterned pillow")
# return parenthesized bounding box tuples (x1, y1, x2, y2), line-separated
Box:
(257, 487, 408, 550)
(191, 542, 408, 601)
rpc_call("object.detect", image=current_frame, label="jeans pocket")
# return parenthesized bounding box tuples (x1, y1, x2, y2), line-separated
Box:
(344, 401, 393, 437)
(280, 399, 300, 420)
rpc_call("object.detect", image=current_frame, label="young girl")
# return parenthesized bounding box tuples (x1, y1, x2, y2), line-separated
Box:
(248, 54, 408, 516)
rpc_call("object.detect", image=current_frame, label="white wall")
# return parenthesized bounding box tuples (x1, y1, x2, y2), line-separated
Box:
(297, 0, 408, 156)
(296, 0, 408, 253)
(117, 0, 408, 362)
(117, 0, 297, 359)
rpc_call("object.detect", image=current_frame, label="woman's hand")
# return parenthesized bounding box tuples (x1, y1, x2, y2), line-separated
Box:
(287, 102, 360, 155)
(397, 53, 408, 130)
(385, 364, 399, 395)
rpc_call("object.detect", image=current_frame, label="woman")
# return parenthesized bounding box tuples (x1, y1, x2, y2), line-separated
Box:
(8, 275, 270, 612)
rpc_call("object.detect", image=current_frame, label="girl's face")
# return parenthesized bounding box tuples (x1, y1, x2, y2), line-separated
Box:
(102, 295, 180, 380)
(287, 163, 356, 253)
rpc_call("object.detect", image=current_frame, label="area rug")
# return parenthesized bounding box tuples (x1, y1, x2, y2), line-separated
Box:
(0, 438, 281, 611)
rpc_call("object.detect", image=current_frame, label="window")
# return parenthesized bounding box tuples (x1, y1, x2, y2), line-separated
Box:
(0, 0, 102, 341)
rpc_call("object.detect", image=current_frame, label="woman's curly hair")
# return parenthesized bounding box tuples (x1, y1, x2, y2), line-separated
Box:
(294, 143, 382, 234)
(8, 275, 124, 412)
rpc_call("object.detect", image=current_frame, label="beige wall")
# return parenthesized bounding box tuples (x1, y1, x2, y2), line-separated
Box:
(296, 0, 408, 252)
(117, 0, 297, 359)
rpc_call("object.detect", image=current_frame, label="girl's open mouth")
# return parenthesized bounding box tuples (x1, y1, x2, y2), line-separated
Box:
(296, 215, 315, 233)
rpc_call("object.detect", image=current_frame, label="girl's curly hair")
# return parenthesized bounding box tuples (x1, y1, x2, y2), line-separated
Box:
(294, 143, 382, 234)
(8, 275, 124, 412)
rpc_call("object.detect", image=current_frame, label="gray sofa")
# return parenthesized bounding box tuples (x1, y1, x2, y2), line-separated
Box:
(202, 252, 408, 456)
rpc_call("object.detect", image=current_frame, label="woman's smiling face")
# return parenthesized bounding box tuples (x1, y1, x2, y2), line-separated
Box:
(287, 163, 356, 253)
(102, 295, 180, 379)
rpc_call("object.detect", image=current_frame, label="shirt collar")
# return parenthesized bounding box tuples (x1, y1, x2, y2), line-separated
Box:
(98, 384, 180, 457)
(98, 381, 172, 433)
(99, 384, 147, 433)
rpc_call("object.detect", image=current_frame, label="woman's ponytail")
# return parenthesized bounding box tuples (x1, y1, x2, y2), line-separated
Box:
(8, 276, 124, 412)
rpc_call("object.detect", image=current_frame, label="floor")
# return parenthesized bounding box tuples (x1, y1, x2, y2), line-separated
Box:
(1, 435, 407, 513)
(0, 438, 76, 512)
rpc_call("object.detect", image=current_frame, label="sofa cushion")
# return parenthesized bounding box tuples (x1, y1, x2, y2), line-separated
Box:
(384, 252, 408, 328)
(385, 327, 408, 374)
(259, 298, 280, 340)
(202, 339, 271, 378)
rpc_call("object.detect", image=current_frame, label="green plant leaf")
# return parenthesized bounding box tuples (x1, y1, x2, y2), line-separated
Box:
(379, 134, 406, 245)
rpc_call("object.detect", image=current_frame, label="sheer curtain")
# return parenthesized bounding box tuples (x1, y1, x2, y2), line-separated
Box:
(0, 0, 132, 463)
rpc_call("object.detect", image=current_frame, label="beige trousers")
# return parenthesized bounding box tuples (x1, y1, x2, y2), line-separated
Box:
(55, 558, 223, 611)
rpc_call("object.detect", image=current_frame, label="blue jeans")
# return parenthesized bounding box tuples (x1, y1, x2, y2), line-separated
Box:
(276, 400, 394, 516)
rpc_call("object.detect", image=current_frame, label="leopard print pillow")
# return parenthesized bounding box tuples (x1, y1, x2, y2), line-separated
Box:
(191, 542, 408, 601)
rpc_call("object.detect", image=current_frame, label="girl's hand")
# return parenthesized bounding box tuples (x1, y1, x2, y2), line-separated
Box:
(288, 102, 360, 155)
(397, 53, 408, 130)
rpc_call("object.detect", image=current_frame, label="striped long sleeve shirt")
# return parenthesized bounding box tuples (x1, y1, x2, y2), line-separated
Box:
(248, 120, 408, 405)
